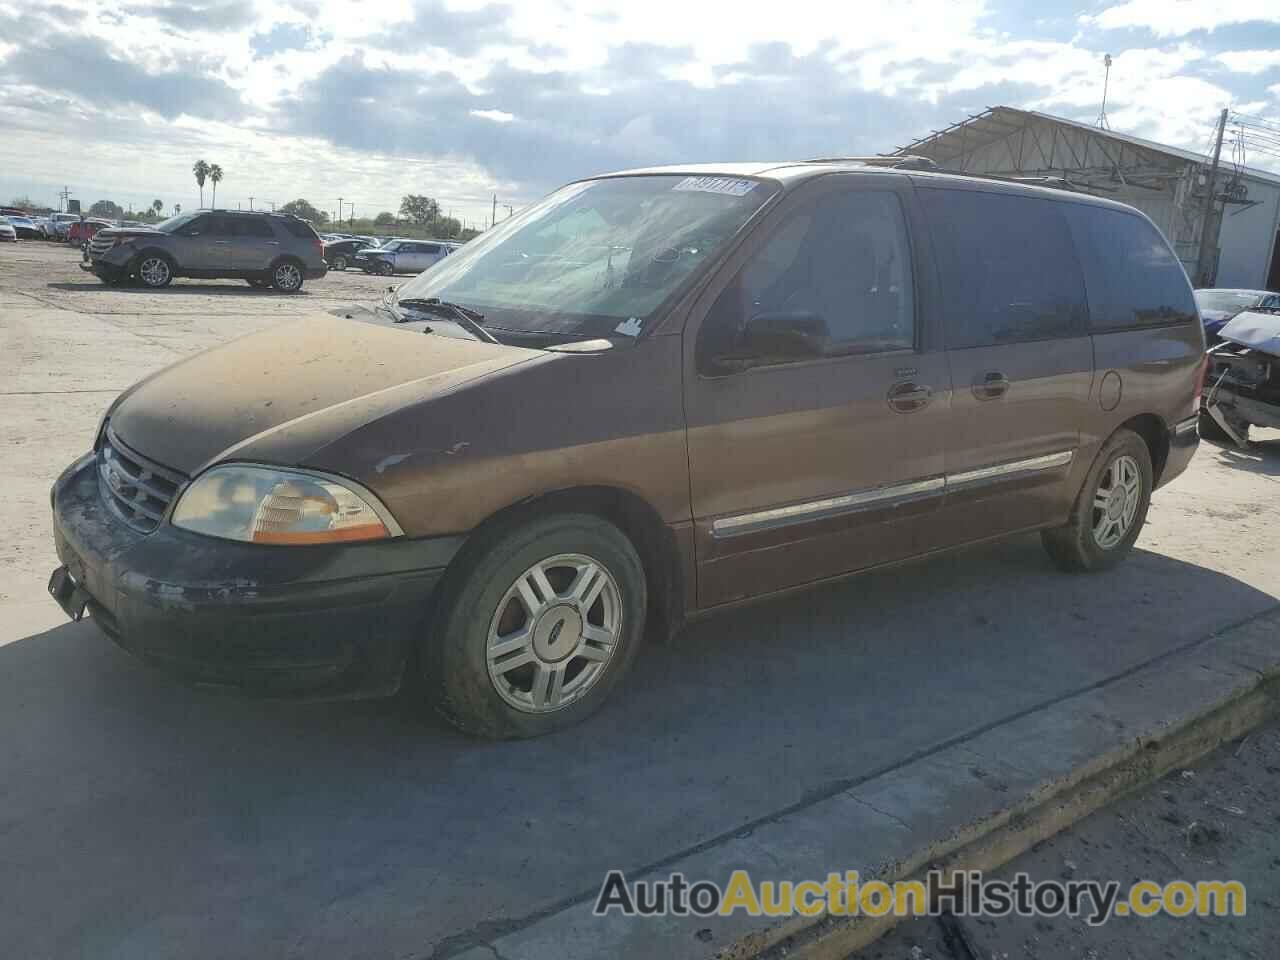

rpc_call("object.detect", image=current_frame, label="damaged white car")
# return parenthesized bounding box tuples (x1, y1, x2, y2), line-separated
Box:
(1202, 305, 1280, 446)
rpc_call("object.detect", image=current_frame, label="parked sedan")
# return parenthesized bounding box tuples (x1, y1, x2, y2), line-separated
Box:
(0, 218, 16, 242)
(6, 215, 42, 239)
(322, 238, 374, 271)
(359, 239, 456, 275)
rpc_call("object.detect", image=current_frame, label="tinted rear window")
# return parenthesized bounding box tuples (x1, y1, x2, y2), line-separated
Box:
(281, 218, 319, 239)
(918, 187, 1087, 348)
(1062, 205, 1196, 330)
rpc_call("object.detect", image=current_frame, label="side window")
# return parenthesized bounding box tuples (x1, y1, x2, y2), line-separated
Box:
(179, 214, 211, 235)
(1064, 206, 1196, 329)
(918, 188, 1087, 348)
(232, 217, 274, 238)
(699, 188, 915, 361)
(422, 244, 441, 255)
(203, 215, 236, 236)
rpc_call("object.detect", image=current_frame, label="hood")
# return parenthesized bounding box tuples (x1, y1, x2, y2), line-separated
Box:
(108, 315, 542, 476)
(1219, 309, 1280, 356)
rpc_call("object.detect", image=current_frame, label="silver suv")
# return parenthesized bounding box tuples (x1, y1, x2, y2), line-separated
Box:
(81, 210, 328, 292)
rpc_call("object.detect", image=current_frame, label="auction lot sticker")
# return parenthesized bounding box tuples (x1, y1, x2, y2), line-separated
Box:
(672, 176, 757, 196)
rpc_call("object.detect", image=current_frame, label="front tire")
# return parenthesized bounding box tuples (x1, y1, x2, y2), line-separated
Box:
(136, 254, 174, 288)
(423, 513, 647, 739)
(1042, 428, 1152, 572)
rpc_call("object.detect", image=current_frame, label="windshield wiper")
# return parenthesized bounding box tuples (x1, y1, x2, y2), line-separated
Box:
(395, 297, 499, 343)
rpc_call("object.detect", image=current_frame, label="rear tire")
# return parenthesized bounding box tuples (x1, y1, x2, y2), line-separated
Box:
(377, 260, 394, 276)
(1042, 428, 1152, 573)
(423, 513, 647, 739)
(271, 259, 304, 293)
(330, 255, 347, 271)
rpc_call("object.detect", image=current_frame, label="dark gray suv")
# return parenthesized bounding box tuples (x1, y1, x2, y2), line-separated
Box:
(82, 211, 328, 292)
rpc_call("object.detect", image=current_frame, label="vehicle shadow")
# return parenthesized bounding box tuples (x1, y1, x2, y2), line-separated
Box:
(2, 537, 1274, 958)
(44, 281, 308, 296)
(1202, 432, 1280, 477)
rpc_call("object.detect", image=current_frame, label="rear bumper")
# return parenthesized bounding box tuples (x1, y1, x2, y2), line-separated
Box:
(1157, 414, 1200, 489)
(50, 454, 461, 699)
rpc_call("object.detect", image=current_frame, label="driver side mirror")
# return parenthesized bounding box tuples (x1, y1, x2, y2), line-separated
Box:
(707, 310, 827, 374)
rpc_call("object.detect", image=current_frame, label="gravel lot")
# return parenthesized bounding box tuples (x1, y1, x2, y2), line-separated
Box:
(2, 239, 1278, 960)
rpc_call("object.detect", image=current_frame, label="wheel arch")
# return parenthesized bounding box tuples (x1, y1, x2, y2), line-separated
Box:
(1116, 413, 1169, 486)
(447, 485, 687, 644)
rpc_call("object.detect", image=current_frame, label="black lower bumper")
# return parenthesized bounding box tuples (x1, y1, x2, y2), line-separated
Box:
(1157, 414, 1199, 489)
(51, 454, 461, 699)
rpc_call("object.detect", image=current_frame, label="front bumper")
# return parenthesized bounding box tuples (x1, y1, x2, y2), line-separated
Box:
(50, 453, 461, 699)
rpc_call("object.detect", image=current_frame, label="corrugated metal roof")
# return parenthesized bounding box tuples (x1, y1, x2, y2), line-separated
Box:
(896, 105, 1280, 187)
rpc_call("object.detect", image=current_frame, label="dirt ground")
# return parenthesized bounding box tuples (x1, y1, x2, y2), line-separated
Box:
(851, 719, 1280, 960)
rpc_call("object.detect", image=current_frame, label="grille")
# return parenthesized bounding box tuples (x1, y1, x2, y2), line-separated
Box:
(88, 234, 116, 259)
(97, 430, 186, 533)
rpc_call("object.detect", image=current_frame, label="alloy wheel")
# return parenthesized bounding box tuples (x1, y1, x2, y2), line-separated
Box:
(1092, 454, 1141, 549)
(274, 262, 302, 291)
(139, 257, 170, 287)
(485, 553, 622, 713)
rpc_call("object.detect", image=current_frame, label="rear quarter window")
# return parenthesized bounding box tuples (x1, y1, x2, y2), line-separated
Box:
(280, 218, 319, 239)
(1063, 205, 1197, 330)
(918, 187, 1088, 348)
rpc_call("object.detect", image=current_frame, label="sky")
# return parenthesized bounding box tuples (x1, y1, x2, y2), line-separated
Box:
(1, 0, 1279, 225)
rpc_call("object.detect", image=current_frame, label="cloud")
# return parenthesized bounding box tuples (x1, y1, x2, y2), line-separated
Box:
(250, 22, 314, 58)
(1215, 49, 1280, 75)
(0, 27, 244, 121)
(367, 0, 514, 56)
(1082, 0, 1280, 38)
(123, 0, 258, 31)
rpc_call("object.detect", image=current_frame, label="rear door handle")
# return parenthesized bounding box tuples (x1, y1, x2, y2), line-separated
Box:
(213, 240, 231, 244)
(972, 371, 1010, 400)
(887, 380, 933, 413)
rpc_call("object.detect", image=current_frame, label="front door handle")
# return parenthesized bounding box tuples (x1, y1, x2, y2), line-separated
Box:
(887, 380, 933, 413)
(973, 371, 1010, 400)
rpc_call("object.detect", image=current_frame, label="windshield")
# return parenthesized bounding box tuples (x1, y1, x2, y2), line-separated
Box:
(1195, 289, 1267, 312)
(154, 212, 200, 234)
(394, 174, 778, 343)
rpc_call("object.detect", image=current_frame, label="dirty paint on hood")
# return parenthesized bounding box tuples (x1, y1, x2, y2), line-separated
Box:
(107, 315, 541, 475)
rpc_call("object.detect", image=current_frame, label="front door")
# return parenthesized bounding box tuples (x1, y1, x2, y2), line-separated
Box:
(916, 185, 1094, 548)
(683, 174, 952, 609)
(170, 214, 227, 271)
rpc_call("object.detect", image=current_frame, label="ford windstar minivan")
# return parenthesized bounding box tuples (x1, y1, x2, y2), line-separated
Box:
(50, 158, 1204, 738)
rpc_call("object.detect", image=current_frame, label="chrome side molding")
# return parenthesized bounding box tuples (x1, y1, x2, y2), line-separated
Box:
(712, 449, 1075, 539)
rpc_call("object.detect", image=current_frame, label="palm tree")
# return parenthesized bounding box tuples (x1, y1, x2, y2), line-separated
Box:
(192, 160, 210, 208)
(152, 199, 163, 217)
(174, 203, 182, 215)
(208, 164, 223, 209)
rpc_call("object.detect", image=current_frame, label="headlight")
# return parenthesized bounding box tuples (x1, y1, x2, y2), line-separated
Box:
(171, 465, 401, 545)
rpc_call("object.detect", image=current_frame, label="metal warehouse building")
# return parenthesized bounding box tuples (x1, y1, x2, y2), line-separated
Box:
(894, 106, 1280, 292)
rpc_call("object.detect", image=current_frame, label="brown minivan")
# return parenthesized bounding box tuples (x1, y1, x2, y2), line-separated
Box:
(49, 160, 1204, 737)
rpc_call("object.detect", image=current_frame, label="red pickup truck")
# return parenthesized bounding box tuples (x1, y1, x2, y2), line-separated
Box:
(68, 219, 113, 246)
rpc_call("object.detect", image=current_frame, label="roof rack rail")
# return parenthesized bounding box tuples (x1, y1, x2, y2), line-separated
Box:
(802, 155, 939, 170)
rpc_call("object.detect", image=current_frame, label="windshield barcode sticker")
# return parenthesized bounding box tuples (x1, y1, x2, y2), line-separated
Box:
(614, 317, 643, 337)
(672, 177, 757, 197)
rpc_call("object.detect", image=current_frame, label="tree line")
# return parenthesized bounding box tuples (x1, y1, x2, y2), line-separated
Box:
(276, 195, 481, 240)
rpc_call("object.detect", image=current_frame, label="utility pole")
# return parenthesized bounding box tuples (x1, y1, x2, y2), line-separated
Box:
(491, 193, 497, 229)
(1195, 108, 1228, 287)
(503, 204, 514, 220)
(337, 198, 343, 230)
(249, 196, 255, 211)
(58, 186, 71, 212)
(1095, 54, 1112, 130)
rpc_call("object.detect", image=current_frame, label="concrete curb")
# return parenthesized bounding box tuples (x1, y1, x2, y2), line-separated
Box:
(443, 607, 1280, 960)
